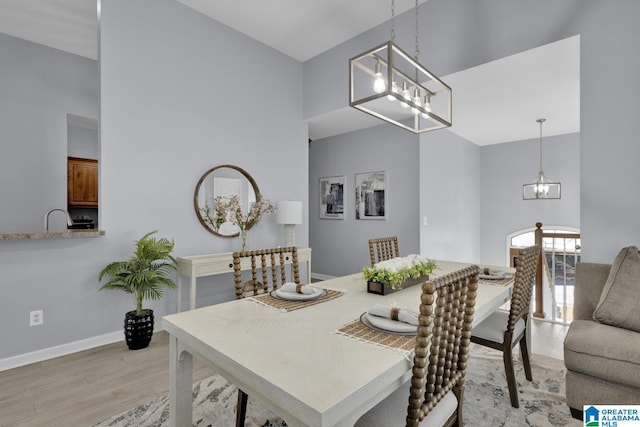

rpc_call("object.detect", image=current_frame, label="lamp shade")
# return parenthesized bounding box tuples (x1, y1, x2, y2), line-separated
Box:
(276, 201, 302, 224)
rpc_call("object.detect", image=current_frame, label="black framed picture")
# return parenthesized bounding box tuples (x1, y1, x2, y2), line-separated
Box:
(355, 171, 386, 220)
(319, 176, 345, 219)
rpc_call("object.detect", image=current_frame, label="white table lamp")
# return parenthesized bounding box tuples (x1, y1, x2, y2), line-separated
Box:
(276, 201, 302, 247)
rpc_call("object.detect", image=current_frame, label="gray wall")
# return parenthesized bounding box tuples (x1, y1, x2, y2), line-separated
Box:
(0, 32, 98, 232)
(305, 0, 640, 264)
(579, 2, 640, 261)
(480, 133, 580, 265)
(419, 130, 481, 264)
(68, 123, 99, 160)
(309, 124, 420, 276)
(308, 124, 485, 276)
(309, 122, 580, 273)
(0, 0, 306, 361)
(100, 0, 307, 306)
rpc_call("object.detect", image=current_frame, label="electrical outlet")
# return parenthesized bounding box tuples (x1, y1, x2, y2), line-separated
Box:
(30, 310, 43, 326)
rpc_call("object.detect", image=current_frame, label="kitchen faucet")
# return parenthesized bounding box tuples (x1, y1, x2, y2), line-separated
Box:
(45, 208, 74, 231)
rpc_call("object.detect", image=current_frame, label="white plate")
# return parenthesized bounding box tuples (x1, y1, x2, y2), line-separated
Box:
(271, 286, 325, 301)
(361, 312, 417, 335)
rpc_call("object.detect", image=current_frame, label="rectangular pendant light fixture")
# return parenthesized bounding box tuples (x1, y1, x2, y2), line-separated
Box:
(523, 118, 562, 200)
(349, 41, 452, 134)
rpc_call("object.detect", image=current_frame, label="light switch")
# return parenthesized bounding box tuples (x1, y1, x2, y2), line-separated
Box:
(422, 216, 428, 226)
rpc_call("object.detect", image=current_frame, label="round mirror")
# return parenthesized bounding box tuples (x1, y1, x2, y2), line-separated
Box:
(194, 164, 260, 237)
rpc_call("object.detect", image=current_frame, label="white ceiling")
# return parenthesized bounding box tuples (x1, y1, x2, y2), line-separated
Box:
(444, 36, 580, 146)
(0, 0, 98, 60)
(0, 0, 579, 145)
(175, 0, 429, 63)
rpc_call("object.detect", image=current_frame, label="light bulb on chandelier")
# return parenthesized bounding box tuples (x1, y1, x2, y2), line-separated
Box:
(422, 94, 432, 115)
(400, 81, 410, 108)
(537, 184, 550, 195)
(411, 87, 421, 115)
(387, 80, 398, 101)
(373, 60, 386, 94)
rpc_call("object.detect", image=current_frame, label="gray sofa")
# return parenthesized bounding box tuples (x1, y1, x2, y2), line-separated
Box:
(564, 262, 640, 419)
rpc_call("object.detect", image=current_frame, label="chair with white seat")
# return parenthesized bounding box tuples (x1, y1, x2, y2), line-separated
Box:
(232, 246, 300, 426)
(470, 244, 540, 408)
(368, 236, 400, 266)
(355, 265, 480, 427)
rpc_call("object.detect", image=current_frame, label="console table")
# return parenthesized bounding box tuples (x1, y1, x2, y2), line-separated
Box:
(176, 247, 311, 311)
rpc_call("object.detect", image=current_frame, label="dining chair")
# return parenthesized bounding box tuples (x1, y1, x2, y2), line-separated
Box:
(368, 236, 400, 266)
(231, 246, 301, 427)
(470, 244, 540, 408)
(355, 265, 480, 427)
(232, 246, 301, 300)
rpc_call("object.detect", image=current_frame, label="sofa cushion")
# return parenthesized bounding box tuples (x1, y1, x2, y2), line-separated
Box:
(564, 319, 640, 389)
(593, 246, 640, 332)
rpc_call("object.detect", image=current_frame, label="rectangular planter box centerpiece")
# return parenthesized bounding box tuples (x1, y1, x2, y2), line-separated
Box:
(367, 275, 429, 295)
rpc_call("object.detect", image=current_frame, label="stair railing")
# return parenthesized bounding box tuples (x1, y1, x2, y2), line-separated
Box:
(533, 222, 580, 321)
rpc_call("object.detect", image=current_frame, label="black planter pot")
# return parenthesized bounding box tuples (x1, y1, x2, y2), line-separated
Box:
(124, 309, 154, 350)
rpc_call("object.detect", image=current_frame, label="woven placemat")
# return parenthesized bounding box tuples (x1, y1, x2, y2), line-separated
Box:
(479, 276, 514, 286)
(250, 289, 343, 312)
(335, 318, 416, 354)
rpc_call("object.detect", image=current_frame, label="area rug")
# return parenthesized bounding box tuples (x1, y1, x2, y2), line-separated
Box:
(94, 345, 581, 427)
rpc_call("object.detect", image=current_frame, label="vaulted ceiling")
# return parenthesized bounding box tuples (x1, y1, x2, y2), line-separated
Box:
(0, 0, 579, 145)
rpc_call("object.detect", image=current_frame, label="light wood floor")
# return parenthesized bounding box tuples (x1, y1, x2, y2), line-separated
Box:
(0, 332, 216, 427)
(0, 320, 568, 427)
(530, 317, 570, 360)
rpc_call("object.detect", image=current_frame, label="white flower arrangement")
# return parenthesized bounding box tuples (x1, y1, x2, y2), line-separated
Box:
(201, 194, 276, 233)
(363, 254, 437, 289)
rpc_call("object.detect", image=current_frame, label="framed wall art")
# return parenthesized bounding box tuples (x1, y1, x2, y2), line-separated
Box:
(355, 171, 386, 220)
(319, 175, 345, 219)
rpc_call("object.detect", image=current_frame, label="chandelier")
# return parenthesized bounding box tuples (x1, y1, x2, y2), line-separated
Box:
(349, 0, 452, 133)
(522, 118, 561, 200)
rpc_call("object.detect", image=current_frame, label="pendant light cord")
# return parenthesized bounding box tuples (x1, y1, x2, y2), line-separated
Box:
(391, 0, 395, 43)
(414, 0, 420, 61)
(538, 118, 546, 173)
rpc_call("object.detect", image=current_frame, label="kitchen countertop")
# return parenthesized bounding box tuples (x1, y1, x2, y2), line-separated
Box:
(0, 230, 106, 240)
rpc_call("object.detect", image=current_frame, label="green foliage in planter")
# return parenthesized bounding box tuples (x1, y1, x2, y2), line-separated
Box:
(99, 230, 177, 315)
(363, 255, 437, 289)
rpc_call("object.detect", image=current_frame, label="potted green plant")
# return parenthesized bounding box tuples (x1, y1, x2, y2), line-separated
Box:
(363, 254, 437, 295)
(98, 230, 177, 350)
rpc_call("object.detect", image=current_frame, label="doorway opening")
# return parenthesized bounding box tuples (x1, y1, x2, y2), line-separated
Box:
(67, 114, 99, 229)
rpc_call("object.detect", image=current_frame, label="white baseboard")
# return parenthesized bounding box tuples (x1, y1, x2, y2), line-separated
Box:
(311, 272, 337, 281)
(0, 325, 165, 372)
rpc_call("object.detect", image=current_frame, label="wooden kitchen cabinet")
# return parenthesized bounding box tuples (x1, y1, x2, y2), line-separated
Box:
(67, 157, 98, 208)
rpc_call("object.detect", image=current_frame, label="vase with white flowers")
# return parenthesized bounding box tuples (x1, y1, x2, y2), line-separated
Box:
(201, 194, 277, 251)
(363, 254, 437, 295)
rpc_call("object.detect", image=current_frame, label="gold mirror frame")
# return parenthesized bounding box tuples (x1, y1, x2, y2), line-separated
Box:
(193, 164, 261, 237)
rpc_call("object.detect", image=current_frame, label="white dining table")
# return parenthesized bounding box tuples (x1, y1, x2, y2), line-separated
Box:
(162, 259, 514, 427)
